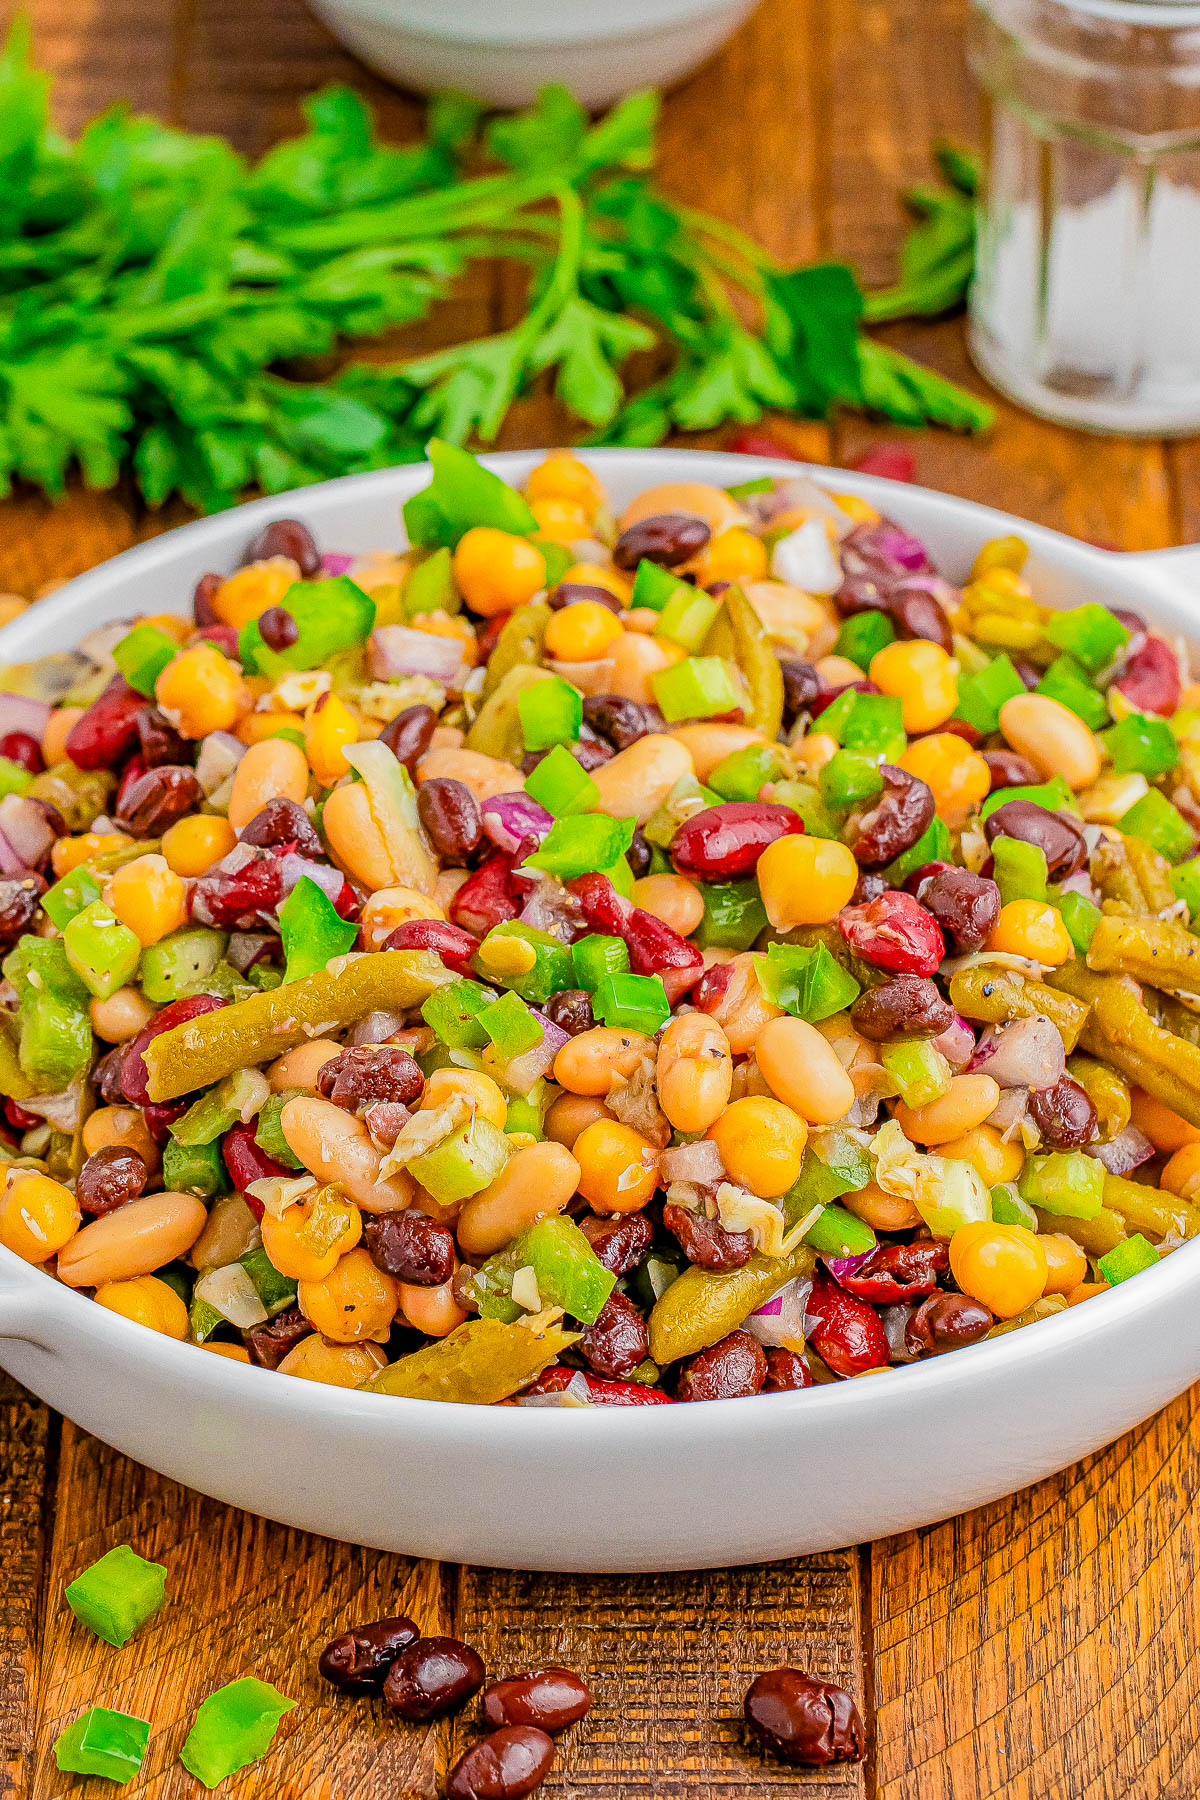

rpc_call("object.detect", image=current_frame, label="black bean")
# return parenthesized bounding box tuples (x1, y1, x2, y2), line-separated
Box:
(417, 777, 482, 865)
(579, 1291, 648, 1378)
(984, 799, 1088, 880)
(135, 707, 191, 769)
(316, 1045, 425, 1109)
(890, 587, 953, 652)
(257, 606, 298, 652)
(239, 796, 322, 857)
(581, 694, 664, 751)
(905, 1292, 994, 1356)
(846, 765, 935, 868)
(744, 1667, 866, 1766)
(763, 1347, 812, 1391)
(626, 826, 652, 878)
(1027, 1076, 1098, 1149)
(778, 658, 823, 729)
(380, 704, 437, 773)
(612, 512, 710, 570)
(244, 1305, 313, 1370)
(851, 974, 953, 1041)
(983, 748, 1040, 793)
(662, 1202, 754, 1273)
(542, 989, 594, 1037)
(242, 518, 321, 576)
(0, 874, 45, 952)
(482, 1667, 591, 1734)
(76, 1146, 147, 1215)
(318, 1615, 420, 1692)
(676, 1329, 766, 1401)
(94, 1044, 129, 1103)
(363, 1212, 455, 1287)
(115, 765, 203, 838)
(383, 1637, 485, 1721)
(192, 572, 223, 627)
(445, 1725, 555, 1800)
(578, 1211, 653, 1276)
(917, 866, 1001, 954)
(548, 582, 622, 614)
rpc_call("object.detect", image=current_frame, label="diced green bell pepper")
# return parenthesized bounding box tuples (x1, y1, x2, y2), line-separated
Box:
(653, 586, 722, 651)
(402, 545, 458, 617)
(980, 776, 1078, 821)
(502, 1214, 616, 1324)
(64, 1544, 166, 1648)
(238, 576, 375, 677)
(754, 941, 860, 1022)
(885, 814, 952, 885)
(517, 674, 582, 751)
(1035, 656, 1110, 730)
(1018, 1150, 1105, 1219)
(593, 971, 670, 1034)
(278, 875, 358, 986)
(505, 1079, 548, 1140)
(240, 1245, 299, 1316)
(522, 814, 634, 880)
(990, 1184, 1038, 1229)
(63, 901, 142, 1001)
(179, 1678, 296, 1789)
(784, 1135, 872, 1216)
(707, 742, 787, 803)
(173, 1070, 264, 1147)
(17, 991, 92, 1091)
(55, 1707, 150, 1782)
(695, 879, 767, 951)
(1170, 860, 1200, 924)
(880, 1037, 952, 1107)
(651, 656, 743, 722)
(953, 653, 1025, 734)
(474, 921, 574, 1006)
(138, 927, 229, 1004)
(631, 558, 689, 612)
(834, 610, 895, 670)
(0, 754, 33, 798)
(254, 1090, 305, 1170)
(1044, 603, 1130, 672)
(571, 933, 630, 991)
(1097, 1233, 1159, 1285)
(913, 1158, 991, 1238)
(113, 622, 179, 698)
(163, 1136, 229, 1198)
(835, 691, 906, 759)
(479, 990, 542, 1058)
(768, 778, 841, 841)
(422, 977, 496, 1048)
(42, 864, 105, 931)
(1102, 711, 1179, 779)
(819, 750, 884, 813)
(407, 1113, 511, 1206)
(402, 439, 538, 549)
(1117, 787, 1196, 863)
(992, 835, 1049, 904)
(523, 743, 599, 817)
(1055, 888, 1102, 954)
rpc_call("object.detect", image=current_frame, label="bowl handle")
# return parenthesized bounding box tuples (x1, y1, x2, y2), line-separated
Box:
(0, 1265, 58, 1348)
(1123, 544, 1200, 584)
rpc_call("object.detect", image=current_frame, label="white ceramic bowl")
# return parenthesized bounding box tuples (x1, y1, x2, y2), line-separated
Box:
(305, 0, 761, 108)
(3, 448, 1200, 1573)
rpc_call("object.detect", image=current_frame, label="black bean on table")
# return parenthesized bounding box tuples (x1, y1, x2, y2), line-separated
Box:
(612, 512, 710, 570)
(383, 1636, 486, 1720)
(579, 1290, 649, 1378)
(76, 1146, 147, 1215)
(851, 974, 953, 1041)
(380, 703, 438, 773)
(676, 1329, 766, 1401)
(363, 1212, 455, 1287)
(445, 1725, 555, 1800)
(744, 1667, 866, 1766)
(242, 516, 321, 576)
(318, 1615, 420, 1693)
(482, 1667, 592, 1735)
(417, 776, 482, 865)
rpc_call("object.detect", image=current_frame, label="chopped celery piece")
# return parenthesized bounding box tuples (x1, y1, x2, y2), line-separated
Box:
(980, 776, 1077, 821)
(254, 1090, 305, 1169)
(803, 1203, 877, 1257)
(278, 875, 357, 986)
(163, 1136, 229, 1198)
(1018, 1150, 1105, 1219)
(1055, 889, 1102, 954)
(1117, 788, 1195, 863)
(1170, 860, 1200, 924)
(571, 933, 629, 991)
(402, 439, 538, 549)
(954, 654, 1025, 735)
(407, 1114, 511, 1205)
(1097, 1233, 1159, 1285)
(523, 743, 599, 817)
(505, 1084, 546, 1140)
(113, 622, 178, 697)
(992, 835, 1048, 904)
(421, 978, 495, 1048)
(1035, 655, 1109, 730)
(474, 921, 573, 1006)
(990, 1185, 1038, 1229)
(1101, 711, 1178, 779)
(885, 814, 952, 885)
(55, 1707, 149, 1782)
(754, 941, 860, 1022)
(240, 1245, 299, 1316)
(696, 879, 767, 951)
(238, 576, 375, 677)
(834, 609, 895, 670)
(64, 1544, 166, 1648)
(0, 753, 33, 797)
(5, 933, 88, 1007)
(479, 990, 542, 1057)
(1044, 602, 1129, 672)
(522, 814, 633, 879)
(179, 1678, 295, 1789)
(651, 655, 742, 722)
(708, 742, 787, 803)
(41, 864, 103, 931)
(138, 927, 228, 1003)
(913, 1158, 990, 1238)
(653, 585, 722, 650)
(593, 971, 670, 1034)
(881, 1038, 952, 1107)
(402, 546, 457, 617)
(512, 1214, 616, 1324)
(189, 1295, 226, 1343)
(173, 1070, 263, 1147)
(63, 901, 142, 1001)
(17, 991, 92, 1090)
(631, 558, 689, 612)
(517, 674, 582, 751)
(819, 750, 884, 813)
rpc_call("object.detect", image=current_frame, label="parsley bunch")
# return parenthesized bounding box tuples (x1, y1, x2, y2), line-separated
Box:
(0, 20, 987, 515)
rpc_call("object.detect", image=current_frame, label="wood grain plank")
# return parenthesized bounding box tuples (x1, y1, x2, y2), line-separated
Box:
(0, 1377, 55, 1800)
(30, 1423, 448, 1800)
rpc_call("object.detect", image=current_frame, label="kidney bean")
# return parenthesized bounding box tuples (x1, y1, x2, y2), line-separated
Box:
(612, 512, 711, 570)
(446, 1725, 555, 1800)
(384, 917, 479, 975)
(417, 777, 482, 865)
(777, 658, 824, 729)
(983, 748, 1040, 793)
(521, 1367, 674, 1405)
(450, 854, 522, 937)
(542, 989, 594, 1037)
(850, 973, 953, 1041)
(65, 675, 146, 771)
(115, 764, 204, 838)
(380, 703, 438, 773)
(4, 1099, 40, 1133)
(238, 796, 321, 857)
(94, 1044, 129, 1105)
(891, 586, 953, 652)
(132, 707, 189, 770)
(626, 826, 652, 879)
(1027, 1076, 1097, 1148)
(804, 1278, 889, 1376)
(245, 1305, 313, 1369)
(242, 517, 320, 576)
(122, 994, 226, 1105)
(837, 890, 944, 977)
(836, 1240, 949, 1305)
(662, 1202, 754, 1272)
(676, 1328, 766, 1400)
(383, 1637, 486, 1721)
(363, 1211, 455, 1286)
(984, 798, 1087, 880)
(916, 866, 1000, 955)
(763, 1347, 812, 1392)
(317, 1044, 424, 1110)
(846, 765, 934, 869)
(568, 873, 704, 1004)
(671, 801, 803, 881)
(200, 624, 240, 659)
(76, 1146, 147, 1215)
(581, 694, 665, 751)
(190, 855, 285, 929)
(143, 1099, 187, 1145)
(744, 1667, 866, 1766)
(253, 605, 297, 653)
(221, 1123, 290, 1211)
(318, 1615, 421, 1693)
(0, 730, 43, 774)
(1115, 633, 1180, 716)
(192, 571, 223, 627)
(482, 1668, 591, 1735)
(694, 958, 735, 1015)
(906, 1291, 994, 1356)
(579, 1290, 649, 1378)
(549, 581, 622, 614)
(578, 1211, 654, 1276)
(0, 873, 45, 952)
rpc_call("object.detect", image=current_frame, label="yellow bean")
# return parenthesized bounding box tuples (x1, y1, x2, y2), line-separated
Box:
(754, 1016, 856, 1124)
(280, 1095, 414, 1214)
(669, 723, 766, 782)
(998, 693, 1102, 789)
(655, 1014, 733, 1133)
(840, 1180, 922, 1231)
(57, 1191, 207, 1288)
(456, 1142, 581, 1256)
(228, 737, 310, 833)
(590, 734, 695, 823)
(553, 1027, 654, 1096)
(894, 1074, 1002, 1146)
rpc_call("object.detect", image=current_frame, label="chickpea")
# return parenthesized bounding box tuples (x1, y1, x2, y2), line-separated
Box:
(998, 692, 1102, 789)
(298, 1247, 399, 1343)
(608, 632, 685, 704)
(754, 1016, 856, 1125)
(631, 872, 704, 937)
(590, 734, 695, 824)
(543, 1092, 613, 1151)
(228, 736, 310, 833)
(278, 1336, 388, 1386)
(422, 1068, 508, 1131)
(57, 1191, 207, 1288)
(398, 1275, 468, 1338)
(949, 1221, 1047, 1318)
(0, 1172, 80, 1263)
(553, 1026, 654, 1097)
(656, 1014, 733, 1133)
(82, 1105, 159, 1171)
(456, 1142, 581, 1256)
(1038, 1232, 1088, 1297)
(94, 1276, 189, 1339)
(280, 1096, 415, 1214)
(260, 1192, 362, 1282)
(573, 1120, 659, 1215)
(269, 1039, 342, 1094)
(415, 745, 524, 804)
(940, 1124, 1024, 1187)
(709, 1097, 806, 1198)
(89, 986, 156, 1044)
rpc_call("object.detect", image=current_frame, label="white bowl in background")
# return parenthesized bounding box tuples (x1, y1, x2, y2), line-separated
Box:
(3, 447, 1200, 1572)
(305, 0, 761, 108)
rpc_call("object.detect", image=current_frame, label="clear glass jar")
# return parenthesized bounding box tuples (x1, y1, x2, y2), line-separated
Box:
(968, 0, 1200, 434)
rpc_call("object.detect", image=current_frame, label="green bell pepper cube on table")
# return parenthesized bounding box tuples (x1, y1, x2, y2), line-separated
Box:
(179, 1678, 295, 1789)
(55, 1707, 150, 1782)
(65, 1544, 166, 1647)
(138, 927, 228, 1003)
(41, 863, 104, 931)
(753, 941, 860, 1023)
(422, 977, 496, 1049)
(1035, 656, 1110, 731)
(953, 653, 1026, 735)
(522, 814, 634, 881)
(474, 921, 574, 1006)
(1117, 787, 1196, 862)
(1101, 711, 1179, 779)
(834, 610, 895, 670)
(1097, 1233, 1159, 1285)
(523, 743, 599, 817)
(651, 656, 743, 722)
(112, 621, 179, 697)
(593, 971, 670, 1035)
(238, 576, 375, 678)
(653, 585, 722, 651)
(1044, 602, 1130, 672)
(819, 750, 884, 813)
(992, 835, 1049, 905)
(278, 875, 358, 985)
(402, 439, 538, 550)
(631, 558, 690, 612)
(1018, 1150, 1105, 1219)
(63, 901, 142, 1001)
(695, 879, 767, 952)
(707, 742, 787, 803)
(0, 753, 33, 797)
(517, 674, 582, 751)
(571, 933, 630, 992)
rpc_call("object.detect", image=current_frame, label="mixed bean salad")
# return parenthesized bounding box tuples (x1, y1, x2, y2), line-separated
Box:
(2, 444, 1200, 1407)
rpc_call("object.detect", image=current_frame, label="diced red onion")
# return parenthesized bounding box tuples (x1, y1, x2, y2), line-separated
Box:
(931, 1014, 975, 1069)
(0, 694, 50, 741)
(881, 1302, 920, 1363)
(0, 831, 27, 877)
(1088, 1126, 1155, 1176)
(196, 731, 246, 797)
(0, 795, 55, 869)
(500, 1011, 570, 1095)
(369, 625, 464, 684)
(661, 1140, 725, 1186)
(823, 1250, 875, 1284)
(872, 524, 930, 571)
(482, 792, 554, 855)
(1057, 869, 1100, 904)
(517, 1371, 593, 1407)
(969, 1015, 1064, 1090)
(986, 1087, 1028, 1140)
(518, 873, 586, 941)
(770, 518, 842, 593)
(745, 1276, 812, 1348)
(321, 554, 356, 576)
(278, 853, 343, 903)
(227, 931, 275, 973)
(213, 841, 260, 877)
(349, 1010, 408, 1046)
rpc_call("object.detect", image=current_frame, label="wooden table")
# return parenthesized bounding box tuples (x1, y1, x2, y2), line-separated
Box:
(2, 0, 1199, 1794)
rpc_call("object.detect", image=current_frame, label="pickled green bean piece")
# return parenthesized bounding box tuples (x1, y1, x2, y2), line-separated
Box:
(142, 950, 451, 1102)
(948, 965, 1089, 1052)
(466, 664, 554, 761)
(479, 601, 551, 701)
(1089, 835, 1147, 913)
(1034, 1204, 1126, 1257)
(1122, 835, 1176, 914)
(1102, 1171, 1200, 1242)
(648, 1241, 816, 1366)
(1086, 914, 1200, 991)
(1048, 961, 1200, 1126)
(362, 1316, 577, 1403)
(1065, 1053, 1130, 1144)
(702, 582, 783, 739)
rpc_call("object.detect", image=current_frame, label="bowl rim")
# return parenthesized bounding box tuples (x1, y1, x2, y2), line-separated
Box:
(4, 442, 1199, 1439)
